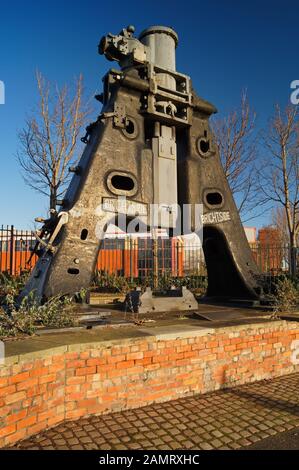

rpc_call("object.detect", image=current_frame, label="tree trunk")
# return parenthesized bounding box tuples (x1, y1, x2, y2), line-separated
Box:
(289, 233, 297, 279)
(49, 187, 57, 215)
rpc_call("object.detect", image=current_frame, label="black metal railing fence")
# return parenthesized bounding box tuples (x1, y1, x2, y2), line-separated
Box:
(0, 226, 297, 287)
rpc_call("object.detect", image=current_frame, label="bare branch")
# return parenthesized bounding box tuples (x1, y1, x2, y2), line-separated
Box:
(260, 104, 299, 276)
(211, 90, 260, 219)
(17, 71, 91, 212)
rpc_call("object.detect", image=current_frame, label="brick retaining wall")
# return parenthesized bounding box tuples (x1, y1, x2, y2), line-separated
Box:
(1, 320, 299, 447)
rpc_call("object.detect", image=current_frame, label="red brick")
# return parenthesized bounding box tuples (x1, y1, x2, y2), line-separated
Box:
(77, 398, 98, 409)
(107, 354, 126, 364)
(4, 429, 27, 446)
(184, 351, 197, 359)
(125, 366, 144, 376)
(0, 424, 16, 438)
(191, 343, 205, 351)
(52, 354, 66, 362)
(65, 384, 80, 394)
(76, 366, 96, 376)
(27, 420, 47, 436)
(30, 367, 48, 377)
(146, 363, 160, 371)
(48, 363, 65, 373)
(97, 364, 112, 373)
(80, 351, 90, 359)
(136, 357, 152, 366)
(67, 360, 85, 369)
(66, 376, 86, 385)
(153, 355, 169, 364)
(106, 368, 124, 378)
(9, 372, 30, 384)
(39, 374, 56, 384)
(116, 360, 134, 369)
(66, 392, 85, 401)
(101, 394, 115, 402)
(177, 345, 191, 353)
(38, 410, 56, 422)
(65, 352, 79, 360)
(0, 378, 8, 388)
(47, 413, 64, 427)
(144, 351, 156, 358)
(5, 391, 26, 405)
(16, 378, 38, 391)
(6, 409, 27, 424)
(0, 384, 16, 397)
(17, 415, 37, 430)
(87, 358, 106, 367)
(22, 398, 33, 408)
(65, 409, 86, 420)
(224, 344, 236, 352)
(126, 352, 143, 361)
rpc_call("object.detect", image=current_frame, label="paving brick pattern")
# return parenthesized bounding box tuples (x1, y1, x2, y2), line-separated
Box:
(10, 372, 299, 450)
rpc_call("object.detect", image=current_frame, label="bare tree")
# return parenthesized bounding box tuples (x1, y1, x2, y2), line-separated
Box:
(17, 71, 90, 214)
(271, 206, 290, 245)
(259, 104, 299, 277)
(211, 91, 259, 220)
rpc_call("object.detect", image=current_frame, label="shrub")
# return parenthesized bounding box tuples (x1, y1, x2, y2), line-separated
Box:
(94, 272, 141, 293)
(94, 271, 207, 296)
(0, 272, 29, 302)
(0, 294, 77, 339)
(0, 294, 37, 338)
(271, 277, 299, 316)
(36, 296, 77, 329)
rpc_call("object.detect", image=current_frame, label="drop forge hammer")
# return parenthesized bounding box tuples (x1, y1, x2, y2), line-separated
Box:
(21, 25, 263, 305)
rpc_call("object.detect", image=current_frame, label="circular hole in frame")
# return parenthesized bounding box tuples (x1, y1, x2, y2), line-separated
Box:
(122, 117, 138, 139)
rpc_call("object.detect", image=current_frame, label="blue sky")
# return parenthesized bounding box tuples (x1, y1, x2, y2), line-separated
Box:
(0, 0, 297, 229)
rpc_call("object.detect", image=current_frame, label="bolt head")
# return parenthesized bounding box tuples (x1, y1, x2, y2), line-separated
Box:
(127, 25, 135, 33)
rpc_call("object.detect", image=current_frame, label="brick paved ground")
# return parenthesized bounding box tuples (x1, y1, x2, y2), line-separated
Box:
(9, 373, 299, 450)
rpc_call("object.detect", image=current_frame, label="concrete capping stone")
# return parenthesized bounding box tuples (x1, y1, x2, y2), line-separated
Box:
(0, 319, 293, 367)
(139, 325, 216, 340)
(66, 336, 151, 352)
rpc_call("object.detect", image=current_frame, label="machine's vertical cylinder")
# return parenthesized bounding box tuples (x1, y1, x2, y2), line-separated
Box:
(139, 26, 178, 90)
(139, 27, 179, 228)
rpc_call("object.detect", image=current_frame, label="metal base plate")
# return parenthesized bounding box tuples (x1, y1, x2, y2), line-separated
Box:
(125, 286, 198, 314)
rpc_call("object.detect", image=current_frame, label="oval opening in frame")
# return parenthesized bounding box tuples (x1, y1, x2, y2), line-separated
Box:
(106, 171, 138, 197)
(67, 268, 80, 275)
(111, 174, 135, 192)
(206, 192, 223, 206)
(80, 229, 88, 241)
(200, 139, 210, 154)
(125, 120, 135, 135)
